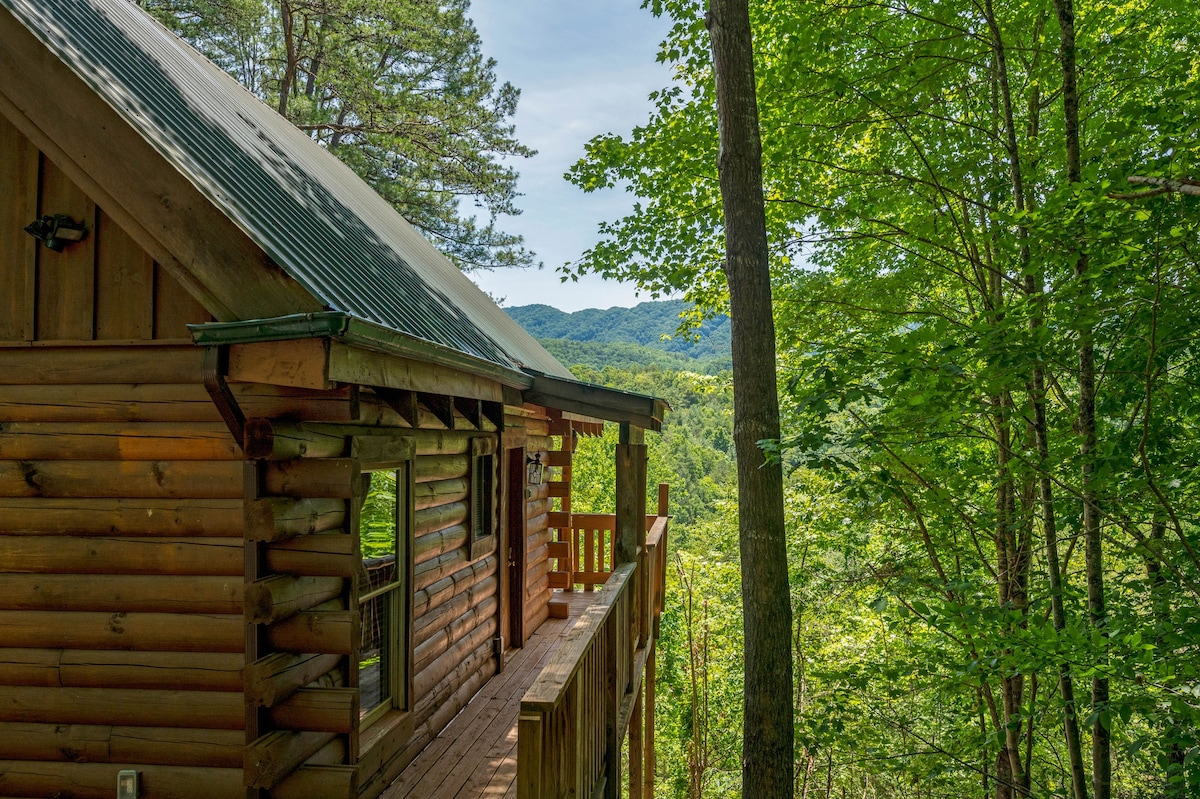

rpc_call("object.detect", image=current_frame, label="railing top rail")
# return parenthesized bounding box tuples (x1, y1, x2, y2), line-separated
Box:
(568, 513, 617, 528)
(645, 515, 668, 548)
(520, 562, 636, 713)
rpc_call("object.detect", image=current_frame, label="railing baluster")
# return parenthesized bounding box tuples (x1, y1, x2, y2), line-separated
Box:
(518, 496, 670, 799)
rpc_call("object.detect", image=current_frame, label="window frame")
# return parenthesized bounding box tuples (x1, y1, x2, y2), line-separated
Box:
(352, 436, 415, 734)
(468, 436, 499, 561)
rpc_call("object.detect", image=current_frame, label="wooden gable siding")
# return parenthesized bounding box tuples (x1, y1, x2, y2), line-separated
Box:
(0, 114, 210, 344)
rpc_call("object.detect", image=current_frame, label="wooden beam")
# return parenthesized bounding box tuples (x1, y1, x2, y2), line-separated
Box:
(0, 610, 243, 652)
(268, 688, 357, 734)
(0, 422, 241, 461)
(454, 397, 483, 429)
(262, 459, 357, 499)
(229, 339, 334, 390)
(376, 387, 419, 427)
(0, 498, 243, 536)
(0, 459, 243, 499)
(265, 534, 357, 578)
(269, 764, 358, 799)
(0, 343, 203, 383)
(614, 439, 647, 566)
(483, 400, 505, 430)
(0, 535, 242, 576)
(0, 760, 243, 799)
(0, 382, 361, 424)
(419, 393, 455, 430)
(245, 730, 338, 790)
(245, 575, 343, 626)
(328, 341, 503, 402)
(245, 498, 346, 543)
(245, 653, 341, 709)
(0, 723, 243, 768)
(0, 649, 242, 692)
(525, 374, 666, 432)
(244, 419, 346, 461)
(0, 112, 38, 341)
(0, 574, 242, 614)
(266, 610, 357, 655)
(0, 686, 243, 728)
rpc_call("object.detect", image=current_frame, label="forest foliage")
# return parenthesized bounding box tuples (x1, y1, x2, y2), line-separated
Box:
(138, 0, 535, 270)
(564, 0, 1200, 797)
(505, 300, 733, 369)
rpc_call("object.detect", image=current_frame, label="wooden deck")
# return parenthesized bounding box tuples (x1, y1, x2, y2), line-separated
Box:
(381, 591, 599, 799)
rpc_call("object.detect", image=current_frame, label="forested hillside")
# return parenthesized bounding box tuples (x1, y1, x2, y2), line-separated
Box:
(562, 0, 1200, 797)
(546, 335, 743, 796)
(505, 300, 732, 367)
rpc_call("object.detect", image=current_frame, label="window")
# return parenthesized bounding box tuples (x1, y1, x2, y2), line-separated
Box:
(357, 463, 412, 728)
(468, 437, 498, 560)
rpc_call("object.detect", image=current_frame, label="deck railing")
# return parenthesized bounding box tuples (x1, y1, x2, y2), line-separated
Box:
(517, 490, 669, 799)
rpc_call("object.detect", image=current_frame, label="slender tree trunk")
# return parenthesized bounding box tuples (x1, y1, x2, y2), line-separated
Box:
(706, 2, 793, 797)
(1049, 1, 1110, 796)
(277, 1, 298, 116)
(1145, 519, 1186, 794)
(984, 0, 1090, 790)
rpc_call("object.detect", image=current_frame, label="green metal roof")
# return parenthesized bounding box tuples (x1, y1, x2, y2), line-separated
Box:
(2, 0, 573, 379)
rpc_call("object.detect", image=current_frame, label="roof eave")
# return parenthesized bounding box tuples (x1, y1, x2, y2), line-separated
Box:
(522, 371, 669, 433)
(188, 312, 534, 391)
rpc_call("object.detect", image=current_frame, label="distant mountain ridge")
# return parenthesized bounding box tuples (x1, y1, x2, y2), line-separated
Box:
(504, 300, 731, 365)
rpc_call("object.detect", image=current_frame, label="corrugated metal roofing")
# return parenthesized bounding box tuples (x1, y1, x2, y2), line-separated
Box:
(3, 0, 573, 380)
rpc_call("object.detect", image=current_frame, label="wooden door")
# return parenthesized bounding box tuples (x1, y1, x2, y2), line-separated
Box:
(506, 446, 526, 648)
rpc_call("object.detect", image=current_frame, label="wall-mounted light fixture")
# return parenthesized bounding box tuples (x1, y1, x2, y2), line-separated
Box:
(24, 214, 88, 252)
(526, 453, 544, 486)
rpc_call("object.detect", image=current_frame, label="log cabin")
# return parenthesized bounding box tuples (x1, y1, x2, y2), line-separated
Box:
(0, 1, 670, 798)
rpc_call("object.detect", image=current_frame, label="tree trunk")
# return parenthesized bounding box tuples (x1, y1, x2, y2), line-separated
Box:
(983, 0, 1089, 790)
(706, 2, 794, 797)
(277, 1, 298, 117)
(1049, 1, 1110, 795)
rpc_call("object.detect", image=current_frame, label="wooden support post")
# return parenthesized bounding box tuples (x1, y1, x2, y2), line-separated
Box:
(517, 711, 544, 799)
(629, 681, 643, 799)
(645, 641, 657, 799)
(604, 613, 620, 799)
(614, 424, 646, 566)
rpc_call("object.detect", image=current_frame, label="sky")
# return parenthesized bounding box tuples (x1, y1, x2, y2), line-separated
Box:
(467, 1, 677, 312)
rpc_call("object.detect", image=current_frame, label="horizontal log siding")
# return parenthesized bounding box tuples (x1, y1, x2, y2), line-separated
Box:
(528, 425, 559, 638)
(0, 343, 248, 795)
(501, 406, 559, 644)
(381, 435, 500, 794)
(0, 117, 210, 344)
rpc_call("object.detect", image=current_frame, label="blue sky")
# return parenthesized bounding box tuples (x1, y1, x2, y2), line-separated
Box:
(467, 1, 677, 312)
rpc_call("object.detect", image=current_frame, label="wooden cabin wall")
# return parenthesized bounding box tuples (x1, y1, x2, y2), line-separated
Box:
(254, 393, 505, 799)
(0, 114, 211, 343)
(498, 405, 557, 643)
(0, 343, 247, 799)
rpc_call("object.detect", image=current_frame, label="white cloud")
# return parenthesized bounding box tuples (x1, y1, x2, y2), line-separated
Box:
(469, 0, 678, 311)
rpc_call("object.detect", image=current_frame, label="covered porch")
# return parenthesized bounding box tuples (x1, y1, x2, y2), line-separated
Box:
(384, 490, 670, 799)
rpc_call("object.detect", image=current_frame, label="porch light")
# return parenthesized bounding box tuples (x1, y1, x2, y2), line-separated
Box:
(24, 214, 88, 252)
(526, 453, 544, 486)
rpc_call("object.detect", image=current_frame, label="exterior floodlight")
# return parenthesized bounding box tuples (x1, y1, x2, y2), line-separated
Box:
(24, 214, 88, 252)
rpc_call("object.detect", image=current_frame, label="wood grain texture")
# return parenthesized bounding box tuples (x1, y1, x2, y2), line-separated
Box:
(94, 209, 154, 340)
(35, 156, 96, 342)
(0, 113, 38, 342)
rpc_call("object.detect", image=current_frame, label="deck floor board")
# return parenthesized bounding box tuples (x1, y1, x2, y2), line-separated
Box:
(382, 591, 597, 799)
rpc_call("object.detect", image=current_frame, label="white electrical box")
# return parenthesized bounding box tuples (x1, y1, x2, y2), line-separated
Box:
(117, 769, 139, 799)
